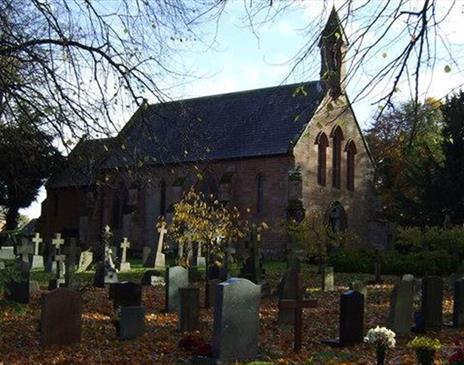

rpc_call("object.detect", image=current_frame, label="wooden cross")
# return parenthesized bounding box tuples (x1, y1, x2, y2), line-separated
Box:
(278, 273, 317, 352)
(120, 237, 130, 263)
(52, 233, 65, 254)
(17, 238, 34, 263)
(32, 232, 43, 256)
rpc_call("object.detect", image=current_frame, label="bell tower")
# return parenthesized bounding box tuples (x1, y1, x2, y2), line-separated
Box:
(318, 7, 348, 99)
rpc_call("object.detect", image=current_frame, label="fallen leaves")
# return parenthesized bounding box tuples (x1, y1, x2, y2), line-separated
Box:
(0, 275, 462, 364)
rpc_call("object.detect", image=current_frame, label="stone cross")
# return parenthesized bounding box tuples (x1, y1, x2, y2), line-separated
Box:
(279, 273, 317, 352)
(32, 233, 43, 256)
(121, 237, 130, 263)
(52, 233, 65, 255)
(153, 222, 167, 270)
(157, 223, 167, 253)
(17, 238, 34, 263)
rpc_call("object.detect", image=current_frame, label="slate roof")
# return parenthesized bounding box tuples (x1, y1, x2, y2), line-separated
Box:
(47, 137, 113, 188)
(103, 81, 327, 169)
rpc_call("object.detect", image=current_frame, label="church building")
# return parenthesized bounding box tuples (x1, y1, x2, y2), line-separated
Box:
(37, 9, 380, 258)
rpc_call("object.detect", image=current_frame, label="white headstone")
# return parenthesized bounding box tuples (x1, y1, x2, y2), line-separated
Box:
(196, 243, 206, 267)
(77, 250, 93, 273)
(31, 233, 44, 269)
(32, 233, 43, 256)
(0, 246, 15, 260)
(119, 237, 131, 272)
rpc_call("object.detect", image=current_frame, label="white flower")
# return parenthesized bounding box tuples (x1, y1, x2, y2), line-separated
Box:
(364, 326, 396, 349)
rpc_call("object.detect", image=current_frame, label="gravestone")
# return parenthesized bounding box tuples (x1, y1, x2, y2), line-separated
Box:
(104, 229, 118, 283)
(40, 288, 81, 346)
(64, 240, 81, 287)
(115, 306, 145, 340)
(54, 254, 66, 287)
(142, 246, 153, 267)
(119, 237, 131, 272)
(323, 291, 364, 346)
(239, 226, 268, 292)
(349, 281, 368, 301)
(51, 233, 66, 287)
(154, 223, 166, 270)
(207, 279, 221, 309)
(179, 287, 200, 332)
(0, 246, 15, 260)
(453, 278, 464, 328)
(141, 270, 164, 286)
(195, 243, 206, 267)
(277, 260, 300, 324)
(322, 266, 334, 291)
(386, 278, 414, 336)
(279, 273, 317, 352)
(16, 238, 34, 265)
(212, 278, 261, 363)
(113, 281, 142, 309)
(5, 260, 30, 304)
(422, 276, 443, 331)
(93, 262, 105, 288)
(31, 233, 44, 269)
(77, 250, 93, 273)
(165, 266, 189, 313)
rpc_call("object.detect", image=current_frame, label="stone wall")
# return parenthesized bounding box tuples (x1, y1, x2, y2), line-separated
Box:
(293, 94, 379, 246)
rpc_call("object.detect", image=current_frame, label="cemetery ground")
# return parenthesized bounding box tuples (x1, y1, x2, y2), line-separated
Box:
(0, 262, 461, 365)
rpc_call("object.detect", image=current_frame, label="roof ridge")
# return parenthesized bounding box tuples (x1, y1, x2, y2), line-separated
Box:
(148, 80, 320, 107)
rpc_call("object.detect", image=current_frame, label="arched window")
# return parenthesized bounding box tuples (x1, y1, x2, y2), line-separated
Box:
(315, 132, 329, 186)
(159, 179, 166, 217)
(257, 174, 264, 213)
(331, 126, 344, 189)
(345, 140, 357, 191)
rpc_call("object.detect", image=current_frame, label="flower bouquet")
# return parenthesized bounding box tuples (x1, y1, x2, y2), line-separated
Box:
(407, 336, 441, 365)
(364, 326, 396, 365)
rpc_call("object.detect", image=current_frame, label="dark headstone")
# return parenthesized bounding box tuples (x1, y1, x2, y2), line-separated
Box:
(5, 260, 30, 304)
(422, 276, 443, 331)
(323, 291, 364, 347)
(64, 240, 81, 287)
(141, 270, 162, 286)
(277, 263, 299, 324)
(453, 278, 464, 328)
(113, 282, 142, 309)
(386, 277, 414, 336)
(207, 279, 221, 309)
(93, 262, 105, 288)
(115, 306, 145, 340)
(212, 278, 261, 363)
(179, 287, 200, 332)
(142, 246, 156, 267)
(165, 266, 189, 313)
(40, 288, 82, 346)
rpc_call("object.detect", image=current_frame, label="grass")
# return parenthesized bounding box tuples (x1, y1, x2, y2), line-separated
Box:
(28, 258, 400, 290)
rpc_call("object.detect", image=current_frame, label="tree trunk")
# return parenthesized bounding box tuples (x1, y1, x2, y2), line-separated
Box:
(5, 206, 19, 230)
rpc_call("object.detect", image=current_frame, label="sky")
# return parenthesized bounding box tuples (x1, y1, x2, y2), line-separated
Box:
(20, 0, 464, 220)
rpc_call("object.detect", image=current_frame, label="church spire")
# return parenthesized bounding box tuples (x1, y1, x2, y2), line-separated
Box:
(318, 7, 348, 99)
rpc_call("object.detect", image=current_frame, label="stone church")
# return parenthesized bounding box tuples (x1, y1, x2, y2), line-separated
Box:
(37, 9, 381, 258)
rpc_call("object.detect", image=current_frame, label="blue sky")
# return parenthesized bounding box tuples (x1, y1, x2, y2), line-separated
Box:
(21, 1, 464, 219)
